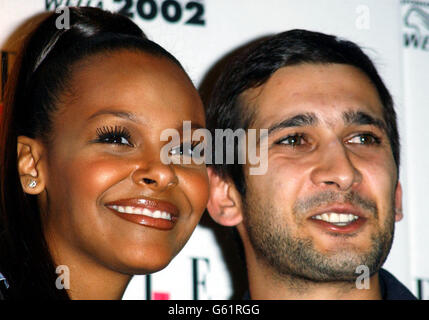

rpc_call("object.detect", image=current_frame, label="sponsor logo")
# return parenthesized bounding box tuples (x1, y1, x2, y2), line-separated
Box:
(46, 0, 104, 10)
(416, 278, 429, 300)
(403, 1, 429, 51)
(45, 0, 206, 26)
(145, 257, 210, 300)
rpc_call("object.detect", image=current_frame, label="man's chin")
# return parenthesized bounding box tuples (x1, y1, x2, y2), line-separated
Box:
(270, 242, 388, 283)
(307, 253, 379, 281)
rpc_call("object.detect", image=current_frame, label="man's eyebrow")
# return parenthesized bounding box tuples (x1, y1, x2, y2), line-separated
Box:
(343, 111, 387, 132)
(267, 113, 318, 135)
(87, 109, 141, 124)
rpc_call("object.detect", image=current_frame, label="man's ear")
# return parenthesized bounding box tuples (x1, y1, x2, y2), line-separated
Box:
(206, 167, 243, 227)
(17, 136, 46, 195)
(394, 181, 403, 222)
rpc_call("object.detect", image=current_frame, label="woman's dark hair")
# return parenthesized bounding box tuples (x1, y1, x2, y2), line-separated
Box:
(205, 29, 400, 197)
(0, 6, 185, 299)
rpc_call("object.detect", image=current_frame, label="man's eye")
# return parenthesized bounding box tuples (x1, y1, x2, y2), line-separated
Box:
(347, 133, 381, 145)
(95, 126, 133, 147)
(277, 134, 305, 147)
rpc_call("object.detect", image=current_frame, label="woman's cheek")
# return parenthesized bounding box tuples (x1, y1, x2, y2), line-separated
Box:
(181, 167, 210, 215)
(68, 157, 129, 196)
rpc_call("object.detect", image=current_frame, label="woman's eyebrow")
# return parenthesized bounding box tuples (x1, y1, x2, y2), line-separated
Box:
(87, 109, 142, 124)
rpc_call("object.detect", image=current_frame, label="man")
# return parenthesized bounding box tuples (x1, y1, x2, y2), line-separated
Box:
(205, 29, 416, 299)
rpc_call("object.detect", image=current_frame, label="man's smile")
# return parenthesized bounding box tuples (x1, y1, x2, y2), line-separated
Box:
(306, 203, 370, 234)
(311, 212, 359, 226)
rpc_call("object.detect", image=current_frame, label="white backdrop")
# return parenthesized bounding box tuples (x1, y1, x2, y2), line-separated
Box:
(401, 0, 429, 299)
(0, 0, 427, 299)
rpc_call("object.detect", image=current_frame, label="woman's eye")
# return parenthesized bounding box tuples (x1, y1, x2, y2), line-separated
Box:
(347, 133, 380, 145)
(170, 142, 203, 158)
(95, 126, 133, 147)
(277, 134, 306, 147)
(100, 136, 131, 145)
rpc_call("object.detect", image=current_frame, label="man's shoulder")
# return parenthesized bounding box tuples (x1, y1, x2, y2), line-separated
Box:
(379, 268, 417, 300)
(0, 272, 7, 300)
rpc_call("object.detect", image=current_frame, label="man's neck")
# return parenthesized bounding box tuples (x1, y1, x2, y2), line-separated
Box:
(247, 260, 383, 300)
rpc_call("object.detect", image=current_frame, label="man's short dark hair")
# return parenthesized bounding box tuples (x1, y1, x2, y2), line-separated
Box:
(205, 29, 400, 196)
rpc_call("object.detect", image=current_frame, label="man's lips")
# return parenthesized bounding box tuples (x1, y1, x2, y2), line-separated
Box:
(105, 198, 180, 230)
(307, 203, 368, 220)
(306, 203, 369, 234)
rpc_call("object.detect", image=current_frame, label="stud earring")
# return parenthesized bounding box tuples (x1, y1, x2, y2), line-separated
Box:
(28, 180, 37, 188)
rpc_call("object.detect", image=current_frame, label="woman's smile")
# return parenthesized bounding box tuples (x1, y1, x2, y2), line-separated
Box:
(105, 197, 180, 230)
(39, 50, 209, 294)
(2, 7, 209, 299)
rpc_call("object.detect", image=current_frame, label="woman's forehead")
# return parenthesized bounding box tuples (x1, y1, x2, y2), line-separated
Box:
(53, 50, 204, 129)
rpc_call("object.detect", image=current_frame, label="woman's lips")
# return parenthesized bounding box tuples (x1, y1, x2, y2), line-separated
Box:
(105, 198, 179, 231)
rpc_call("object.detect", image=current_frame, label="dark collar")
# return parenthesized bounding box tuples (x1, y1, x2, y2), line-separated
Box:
(242, 268, 418, 300)
(378, 268, 417, 300)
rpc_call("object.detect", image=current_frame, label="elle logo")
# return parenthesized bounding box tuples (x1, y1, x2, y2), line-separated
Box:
(144, 257, 210, 300)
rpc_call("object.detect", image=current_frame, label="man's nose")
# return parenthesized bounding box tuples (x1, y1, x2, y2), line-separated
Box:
(310, 140, 362, 191)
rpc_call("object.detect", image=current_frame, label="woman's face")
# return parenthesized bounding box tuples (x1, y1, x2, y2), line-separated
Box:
(38, 50, 209, 274)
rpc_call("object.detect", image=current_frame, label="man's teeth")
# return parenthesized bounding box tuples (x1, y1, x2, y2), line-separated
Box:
(109, 205, 172, 221)
(312, 213, 359, 225)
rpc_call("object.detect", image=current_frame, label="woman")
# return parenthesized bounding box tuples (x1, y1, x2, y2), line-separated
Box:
(0, 7, 209, 299)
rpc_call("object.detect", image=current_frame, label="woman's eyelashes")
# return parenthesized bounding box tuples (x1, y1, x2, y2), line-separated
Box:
(94, 125, 134, 147)
(92, 127, 206, 162)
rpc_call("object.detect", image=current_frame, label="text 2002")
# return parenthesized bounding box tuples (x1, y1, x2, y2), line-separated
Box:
(114, 0, 205, 25)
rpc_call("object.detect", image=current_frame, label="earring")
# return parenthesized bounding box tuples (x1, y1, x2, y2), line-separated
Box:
(28, 180, 37, 188)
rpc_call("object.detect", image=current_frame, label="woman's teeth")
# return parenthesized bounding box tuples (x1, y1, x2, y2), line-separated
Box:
(108, 205, 172, 221)
(312, 213, 359, 226)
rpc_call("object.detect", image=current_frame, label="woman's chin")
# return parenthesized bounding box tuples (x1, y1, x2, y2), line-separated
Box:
(110, 247, 177, 275)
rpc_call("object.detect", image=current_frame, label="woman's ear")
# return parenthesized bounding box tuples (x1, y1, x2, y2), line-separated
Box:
(17, 136, 46, 195)
(206, 167, 244, 227)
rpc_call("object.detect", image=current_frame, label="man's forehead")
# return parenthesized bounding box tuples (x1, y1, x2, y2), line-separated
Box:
(264, 110, 387, 135)
(240, 63, 385, 130)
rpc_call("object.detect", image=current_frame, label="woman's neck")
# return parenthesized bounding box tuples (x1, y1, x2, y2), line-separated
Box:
(65, 261, 132, 300)
(45, 231, 133, 300)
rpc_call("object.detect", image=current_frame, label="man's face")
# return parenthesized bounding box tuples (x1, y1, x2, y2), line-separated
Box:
(239, 63, 401, 281)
